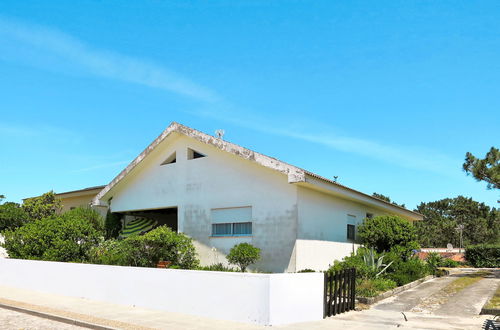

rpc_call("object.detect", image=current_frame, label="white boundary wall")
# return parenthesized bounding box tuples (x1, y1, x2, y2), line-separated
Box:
(0, 259, 323, 325)
(295, 239, 360, 271)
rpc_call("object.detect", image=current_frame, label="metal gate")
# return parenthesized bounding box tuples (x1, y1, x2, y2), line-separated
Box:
(324, 268, 356, 317)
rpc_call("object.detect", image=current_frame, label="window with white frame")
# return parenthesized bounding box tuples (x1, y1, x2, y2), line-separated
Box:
(347, 214, 356, 241)
(211, 207, 252, 237)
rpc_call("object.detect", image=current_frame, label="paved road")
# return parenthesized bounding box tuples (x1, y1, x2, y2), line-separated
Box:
(0, 308, 86, 330)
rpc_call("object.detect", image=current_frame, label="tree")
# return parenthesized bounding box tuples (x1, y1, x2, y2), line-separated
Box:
(227, 243, 261, 272)
(463, 147, 500, 190)
(372, 193, 406, 208)
(22, 191, 61, 221)
(358, 215, 419, 254)
(415, 196, 499, 247)
(0, 202, 28, 232)
(2, 212, 101, 262)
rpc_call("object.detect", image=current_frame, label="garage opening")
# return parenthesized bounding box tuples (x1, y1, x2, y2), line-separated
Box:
(122, 207, 178, 233)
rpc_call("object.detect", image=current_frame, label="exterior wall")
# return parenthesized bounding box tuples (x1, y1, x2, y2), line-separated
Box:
(59, 194, 95, 212)
(108, 135, 299, 273)
(292, 186, 386, 270)
(292, 239, 360, 272)
(0, 258, 324, 326)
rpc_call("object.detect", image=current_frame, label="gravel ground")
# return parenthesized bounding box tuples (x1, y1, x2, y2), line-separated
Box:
(0, 307, 87, 330)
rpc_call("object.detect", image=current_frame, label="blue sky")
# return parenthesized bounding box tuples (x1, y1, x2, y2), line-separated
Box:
(0, 1, 498, 209)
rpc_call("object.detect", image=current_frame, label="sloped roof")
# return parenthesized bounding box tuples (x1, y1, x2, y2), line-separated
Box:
(92, 122, 422, 219)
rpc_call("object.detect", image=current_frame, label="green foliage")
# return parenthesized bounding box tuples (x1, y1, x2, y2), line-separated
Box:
(297, 269, 316, 273)
(22, 191, 61, 221)
(463, 147, 500, 190)
(2, 213, 101, 262)
(358, 215, 419, 254)
(372, 193, 405, 208)
(356, 278, 397, 297)
(328, 247, 380, 279)
(227, 243, 261, 272)
(104, 211, 122, 239)
(63, 207, 104, 232)
(90, 226, 199, 269)
(425, 252, 443, 275)
(465, 244, 500, 268)
(439, 258, 460, 268)
(0, 202, 28, 232)
(197, 263, 237, 272)
(362, 248, 394, 278)
(415, 196, 500, 247)
(385, 254, 429, 286)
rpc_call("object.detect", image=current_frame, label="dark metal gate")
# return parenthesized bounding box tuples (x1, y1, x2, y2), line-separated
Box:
(323, 268, 356, 317)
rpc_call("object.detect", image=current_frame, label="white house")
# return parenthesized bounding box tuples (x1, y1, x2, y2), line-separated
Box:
(86, 122, 422, 273)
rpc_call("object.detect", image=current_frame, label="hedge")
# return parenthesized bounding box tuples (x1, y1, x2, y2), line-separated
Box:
(465, 244, 500, 268)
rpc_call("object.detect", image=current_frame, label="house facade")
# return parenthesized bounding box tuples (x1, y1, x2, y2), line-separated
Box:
(86, 122, 422, 273)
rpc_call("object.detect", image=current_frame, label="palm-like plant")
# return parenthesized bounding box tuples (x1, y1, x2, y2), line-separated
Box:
(363, 248, 394, 278)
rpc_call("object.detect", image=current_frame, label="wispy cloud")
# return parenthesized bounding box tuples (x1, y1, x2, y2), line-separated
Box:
(0, 16, 457, 176)
(70, 160, 130, 173)
(0, 16, 218, 102)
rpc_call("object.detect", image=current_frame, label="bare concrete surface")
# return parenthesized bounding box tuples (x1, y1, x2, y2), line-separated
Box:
(0, 307, 86, 330)
(0, 269, 498, 330)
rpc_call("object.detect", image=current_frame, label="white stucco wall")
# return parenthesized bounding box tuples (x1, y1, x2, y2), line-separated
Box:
(107, 134, 299, 273)
(293, 239, 360, 272)
(0, 259, 324, 325)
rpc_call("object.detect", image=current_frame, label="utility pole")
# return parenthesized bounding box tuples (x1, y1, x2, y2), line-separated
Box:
(455, 224, 464, 253)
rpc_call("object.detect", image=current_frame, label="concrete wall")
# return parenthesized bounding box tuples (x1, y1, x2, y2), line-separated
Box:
(0, 259, 324, 326)
(293, 239, 360, 272)
(108, 134, 299, 273)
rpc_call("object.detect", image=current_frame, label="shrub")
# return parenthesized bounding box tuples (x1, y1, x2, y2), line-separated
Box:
(104, 211, 122, 239)
(439, 258, 460, 268)
(197, 263, 237, 272)
(22, 191, 61, 221)
(227, 243, 261, 272)
(386, 255, 429, 286)
(356, 278, 397, 297)
(90, 226, 199, 269)
(63, 207, 104, 232)
(0, 202, 28, 232)
(328, 247, 379, 279)
(2, 214, 100, 262)
(425, 252, 443, 275)
(465, 244, 500, 268)
(358, 215, 420, 254)
(297, 269, 316, 273)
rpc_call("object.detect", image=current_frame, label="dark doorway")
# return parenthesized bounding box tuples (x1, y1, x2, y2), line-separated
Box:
(124, 207, 178, 232)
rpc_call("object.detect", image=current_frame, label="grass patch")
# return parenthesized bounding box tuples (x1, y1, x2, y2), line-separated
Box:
(485, 285, 500, 309)
(442, 271, 491, 295)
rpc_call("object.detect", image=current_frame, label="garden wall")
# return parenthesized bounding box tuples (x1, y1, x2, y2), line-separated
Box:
(0, 258, 323, 325)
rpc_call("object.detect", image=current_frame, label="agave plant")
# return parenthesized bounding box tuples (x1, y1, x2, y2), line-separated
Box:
(363, 248, 394, 278)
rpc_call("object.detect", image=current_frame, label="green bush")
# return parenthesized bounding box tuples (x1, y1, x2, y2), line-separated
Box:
(0, 202, 28, 232)
(63, 207, 104, 232)
(358, 215, 420, 254)
(104, 211, 122, 239)
(386, 255, 429, 286)
(22, 191, 61, 221)
(227, 243, 261, 272)
(356, 278, 397, 297)
(439, 258, 460, 268)
(197, 263, 237, 272)
(465, 244, 500, 268)
(425, 252, 443, 275)
(297, 269, 316, 273)
(328, 247, 380, 279)
(90, 226, 199, 269)
(2, 213, 101, 262)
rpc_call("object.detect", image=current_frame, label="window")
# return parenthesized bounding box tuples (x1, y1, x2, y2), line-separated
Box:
(187, 148, 206, 160)
(366, 213, 374, 219)
(161, 152, 176, 165)
(211, 207, 252, 237)
(347, 224, 355, 240)
(212, 222, 252, 236)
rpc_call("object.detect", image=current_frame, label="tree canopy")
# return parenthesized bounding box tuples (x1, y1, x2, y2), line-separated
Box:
(415, 196, 499, 247)
(372, 193, 406, 208)
(463, 147, 500, 190)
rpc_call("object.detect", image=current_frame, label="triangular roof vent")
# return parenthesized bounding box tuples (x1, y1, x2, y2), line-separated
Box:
(161, 152, 176, 165)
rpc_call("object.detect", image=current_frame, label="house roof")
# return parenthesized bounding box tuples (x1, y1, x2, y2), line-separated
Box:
(92, 122, 423, 220)
(23, 185, 106, 201)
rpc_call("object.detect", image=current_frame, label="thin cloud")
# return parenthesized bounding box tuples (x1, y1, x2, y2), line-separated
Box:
(0, 17, 218, 102)
(71, 160, 130, 173)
